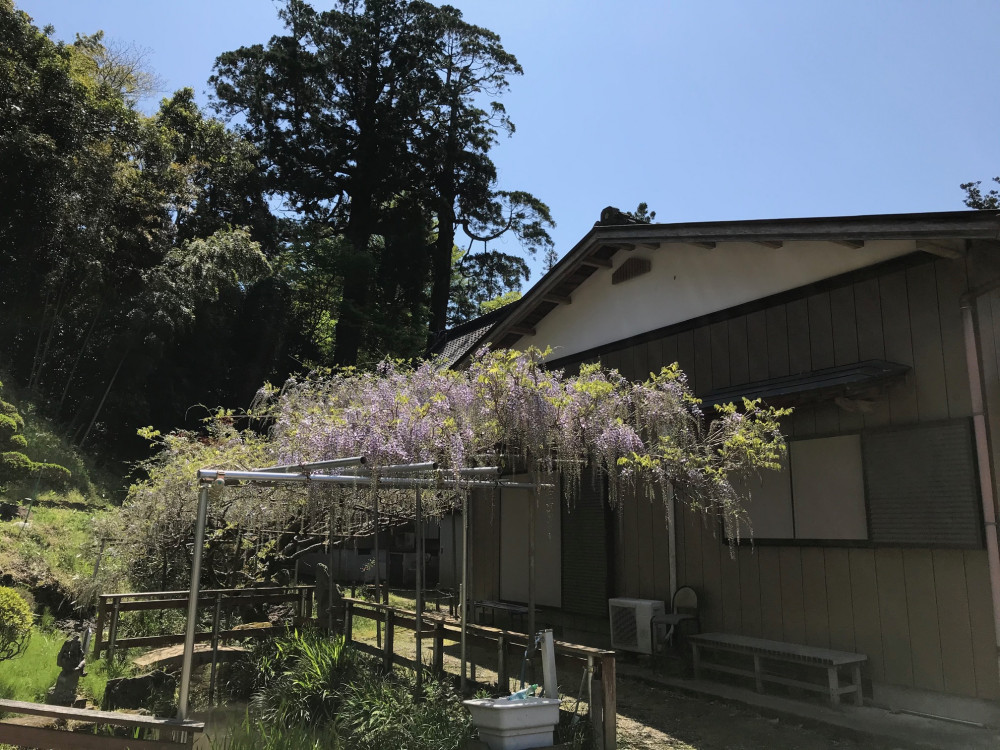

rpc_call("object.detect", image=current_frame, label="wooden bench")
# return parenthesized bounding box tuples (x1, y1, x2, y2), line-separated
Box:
(689, 633, 867, 706)
(474, 600, 529, 630)
(0, 698, 204, 749)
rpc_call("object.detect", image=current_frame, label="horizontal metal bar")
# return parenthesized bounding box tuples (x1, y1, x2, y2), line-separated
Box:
(255, 456, 366, 472)
(198, 469, 552, 490)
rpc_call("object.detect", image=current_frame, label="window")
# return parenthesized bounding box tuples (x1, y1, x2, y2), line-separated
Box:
(735, 420, 982, 548)
(736, 435, 867, 541)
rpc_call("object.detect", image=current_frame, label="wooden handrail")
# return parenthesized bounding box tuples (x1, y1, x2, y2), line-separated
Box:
(0, 699, 204, 732)
(342, 597, 617, 750)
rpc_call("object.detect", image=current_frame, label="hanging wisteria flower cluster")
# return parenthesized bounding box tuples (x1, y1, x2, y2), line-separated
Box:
(258, 347, 790, 520)
(116, 347, 789, 590)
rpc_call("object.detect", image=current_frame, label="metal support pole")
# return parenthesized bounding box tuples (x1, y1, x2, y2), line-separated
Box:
(374, 493, 381, 648)
(178, 485, 210, 721)
(527, 489, 536, 655)
(415, 487, 424, 695)
(460, 493, 469, 692)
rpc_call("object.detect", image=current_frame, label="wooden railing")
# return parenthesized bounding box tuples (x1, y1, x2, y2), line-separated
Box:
(343, 598, 617, 750)
(94, 585, 315, 659)
(0, 698, 204, 750)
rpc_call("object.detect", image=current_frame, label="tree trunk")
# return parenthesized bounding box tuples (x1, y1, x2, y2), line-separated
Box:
(428, 207, 456, 348)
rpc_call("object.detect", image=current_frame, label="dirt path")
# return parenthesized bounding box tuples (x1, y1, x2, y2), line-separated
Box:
(614, 676, 896, 750)
(354, 620, 899, 750)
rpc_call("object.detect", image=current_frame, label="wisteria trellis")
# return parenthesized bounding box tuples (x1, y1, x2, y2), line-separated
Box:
(118, 347, 789, 591)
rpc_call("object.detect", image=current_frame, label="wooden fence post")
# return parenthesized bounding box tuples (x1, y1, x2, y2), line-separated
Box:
(496, 633, 507, 693)
(384, 609, 395, 669)
(432, 622, 444, 676)
(600, 654, 616, 750)
(92, 597, 107, 657)
(344, 600, 354, 643)
(106, 598, 121, 663)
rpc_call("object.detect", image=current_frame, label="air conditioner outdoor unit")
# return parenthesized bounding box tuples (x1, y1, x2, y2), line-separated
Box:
(609, 598, 665, 654)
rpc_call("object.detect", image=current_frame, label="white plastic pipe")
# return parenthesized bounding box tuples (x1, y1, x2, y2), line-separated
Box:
(540, 629, 557, 698)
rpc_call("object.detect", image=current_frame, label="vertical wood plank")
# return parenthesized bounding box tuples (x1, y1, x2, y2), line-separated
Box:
(879, 271, 918, 425)
(902, 550, 944, 692)
(934, 259, 972, 419)
(633, 340, 649, 385)
(682, 507, 704, 601)
(786, 299, 812, 375)
(849, 548, 885, 682)
(931, 550, 976, 697)
(808, 292, 835, 371)
(720, 540, 742, 634)
(778, 547, 806, 643)
(676, 330, 696, 386)
(737, 546, 763, 637)
(622, 488, 639, 598)
(965, 550, 1000, 699)
(710, 321, 730, 390)
(661, 335, 679, 371)
(906, 262, 949, 422)
(757, 547, 784, 640)
(853, 277, 891, 430)
(700, 517, 724, 632)
(635, 492, 655, 600)
(830, 284, 864, 433)
(800, 547, 830, 648)
(729, 316, 750, 386)
(830, 285, 859, 366)
(651, 492, 672, 602)
(693, 325, 712, 396)
(875, 549, 914, 687)
(824, 548, 856, 652)
(766, 305, 789, 378)
(746, 310, 769, 382)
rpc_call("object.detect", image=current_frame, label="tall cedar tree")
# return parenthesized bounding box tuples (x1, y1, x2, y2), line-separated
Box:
(211, 0, 553, 366)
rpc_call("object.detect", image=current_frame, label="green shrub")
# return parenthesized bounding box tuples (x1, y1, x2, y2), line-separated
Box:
(220, 632, 473, 750)
(0, 588, 32, 662)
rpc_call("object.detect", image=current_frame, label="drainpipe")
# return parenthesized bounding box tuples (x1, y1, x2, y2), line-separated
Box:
(960, 296, 1000, 683)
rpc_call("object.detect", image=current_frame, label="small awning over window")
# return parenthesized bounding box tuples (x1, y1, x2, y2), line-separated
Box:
(701, 359, 909, 409)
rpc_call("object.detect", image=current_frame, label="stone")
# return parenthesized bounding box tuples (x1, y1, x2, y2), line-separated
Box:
(47, 635, 86, 706)
(103, 670, 176, 712)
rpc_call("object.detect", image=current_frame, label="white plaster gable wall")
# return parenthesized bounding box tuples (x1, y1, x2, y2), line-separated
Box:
(517, 239, 916, 361)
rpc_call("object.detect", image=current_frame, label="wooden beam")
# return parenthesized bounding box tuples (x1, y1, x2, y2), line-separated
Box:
(509, 325, 536, 337)
(831, 239, 865, 249)
(916, 239, 966, 259)
(754, 240, 784, 249)
(691, 241, 717, 249)
(639, 242, 660, 250)
(542, 293, 572, 305)
(581, 255, 613, 268)
(602, 242, 636, 253)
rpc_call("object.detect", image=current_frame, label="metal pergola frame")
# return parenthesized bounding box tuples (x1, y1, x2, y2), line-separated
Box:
(177, 458, 553, 719)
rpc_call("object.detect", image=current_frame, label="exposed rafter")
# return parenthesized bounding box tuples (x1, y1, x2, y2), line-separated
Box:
(509, 324, 536, 337)
(916, 239, 967, 259)
(831, 240, 865, 249)
(754, 240, 784, 249)
(581, 255, 613, 268)
(691, 241, 717, 249)
(542, 293, 572, 305)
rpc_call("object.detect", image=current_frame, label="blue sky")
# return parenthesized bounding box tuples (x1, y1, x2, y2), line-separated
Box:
(17, 0, 1000, 282)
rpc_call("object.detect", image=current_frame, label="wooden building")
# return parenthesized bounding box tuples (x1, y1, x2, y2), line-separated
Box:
(435, 209, 1000, 723)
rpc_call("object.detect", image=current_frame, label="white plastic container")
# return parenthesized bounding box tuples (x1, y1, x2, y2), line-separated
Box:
(463, 697, 561, 750)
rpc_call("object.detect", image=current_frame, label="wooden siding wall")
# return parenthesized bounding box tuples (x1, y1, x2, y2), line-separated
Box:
(591, 251, 1000, 700)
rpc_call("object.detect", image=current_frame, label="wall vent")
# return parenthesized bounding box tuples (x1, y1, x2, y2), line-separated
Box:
(611, 257, 651, 285)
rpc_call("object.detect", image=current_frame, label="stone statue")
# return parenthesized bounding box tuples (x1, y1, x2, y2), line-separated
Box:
(47, 634, 86, 706)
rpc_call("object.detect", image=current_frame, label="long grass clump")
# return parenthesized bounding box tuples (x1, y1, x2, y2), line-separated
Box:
(217, 630, 473, 750)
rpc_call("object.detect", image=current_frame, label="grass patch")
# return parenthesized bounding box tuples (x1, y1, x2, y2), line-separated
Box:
(0, 627, 132, 705)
